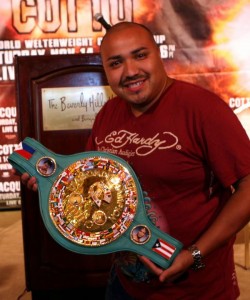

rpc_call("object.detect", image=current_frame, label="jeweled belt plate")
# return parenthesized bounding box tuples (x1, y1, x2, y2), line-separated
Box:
(8, 137, 183, 268)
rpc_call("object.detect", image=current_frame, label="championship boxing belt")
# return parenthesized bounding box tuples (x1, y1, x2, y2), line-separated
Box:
(8, 137, 183, 269)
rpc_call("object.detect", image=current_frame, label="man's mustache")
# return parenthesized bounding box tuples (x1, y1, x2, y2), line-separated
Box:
(121, 75, 148, 86)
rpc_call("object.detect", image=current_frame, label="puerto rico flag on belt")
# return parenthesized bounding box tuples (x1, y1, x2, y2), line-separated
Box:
(152, 238, 176, 260)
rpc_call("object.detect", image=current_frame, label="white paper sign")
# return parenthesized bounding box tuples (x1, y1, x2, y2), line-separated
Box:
(42, 86, 115, 130)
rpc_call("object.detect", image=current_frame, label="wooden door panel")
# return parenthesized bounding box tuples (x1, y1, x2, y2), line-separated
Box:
(15, 54, 113, 297)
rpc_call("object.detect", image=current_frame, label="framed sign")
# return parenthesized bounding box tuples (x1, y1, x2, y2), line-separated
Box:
(42, 86, 115, 131)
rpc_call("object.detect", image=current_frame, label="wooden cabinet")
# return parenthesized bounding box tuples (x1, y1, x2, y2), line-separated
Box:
(14, 54, 113, 299)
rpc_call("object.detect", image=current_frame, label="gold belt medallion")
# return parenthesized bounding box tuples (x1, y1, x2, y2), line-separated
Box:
(49, 156, 138, 247)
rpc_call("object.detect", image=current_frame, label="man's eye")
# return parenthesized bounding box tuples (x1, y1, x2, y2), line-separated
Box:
(136, 52, 147, 59)
(110, 60, 121, 68)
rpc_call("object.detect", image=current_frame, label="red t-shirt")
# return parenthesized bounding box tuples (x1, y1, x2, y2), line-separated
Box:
(86, 80, 250, 299)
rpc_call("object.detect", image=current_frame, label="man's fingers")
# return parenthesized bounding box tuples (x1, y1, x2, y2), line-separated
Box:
(21, 173, 31, 185)
(20, 173, 38, 192)
(27, 177, 38, 191)
(137, 255, 163, 276)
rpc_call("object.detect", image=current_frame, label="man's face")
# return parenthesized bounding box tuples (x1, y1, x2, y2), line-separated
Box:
(40, 162, 50, 172)
(137, 227, 147, 239)
(101, 24, 167, 113)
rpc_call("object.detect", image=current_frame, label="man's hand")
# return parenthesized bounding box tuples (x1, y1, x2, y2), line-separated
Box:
(138, 249, 193, 283)
(21, 173, 38, 192)
(12, 168, 38, 192)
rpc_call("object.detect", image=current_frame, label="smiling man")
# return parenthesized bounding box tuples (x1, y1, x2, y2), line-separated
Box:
(100, 22, 173, 117)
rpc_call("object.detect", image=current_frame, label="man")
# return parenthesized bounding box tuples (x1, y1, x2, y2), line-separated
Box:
(132, 225, 150, 243)
(20, 22, 250, 299)
(37, 158, 54, 175)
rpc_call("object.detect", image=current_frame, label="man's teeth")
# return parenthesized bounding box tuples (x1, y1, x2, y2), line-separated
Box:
(128, 81, 143, 88)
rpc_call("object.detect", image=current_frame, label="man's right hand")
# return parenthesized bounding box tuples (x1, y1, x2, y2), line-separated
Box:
(21, 172, 38, 192)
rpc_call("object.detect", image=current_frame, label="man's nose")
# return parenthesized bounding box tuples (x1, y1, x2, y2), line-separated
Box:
(123, 59, 139, 77)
